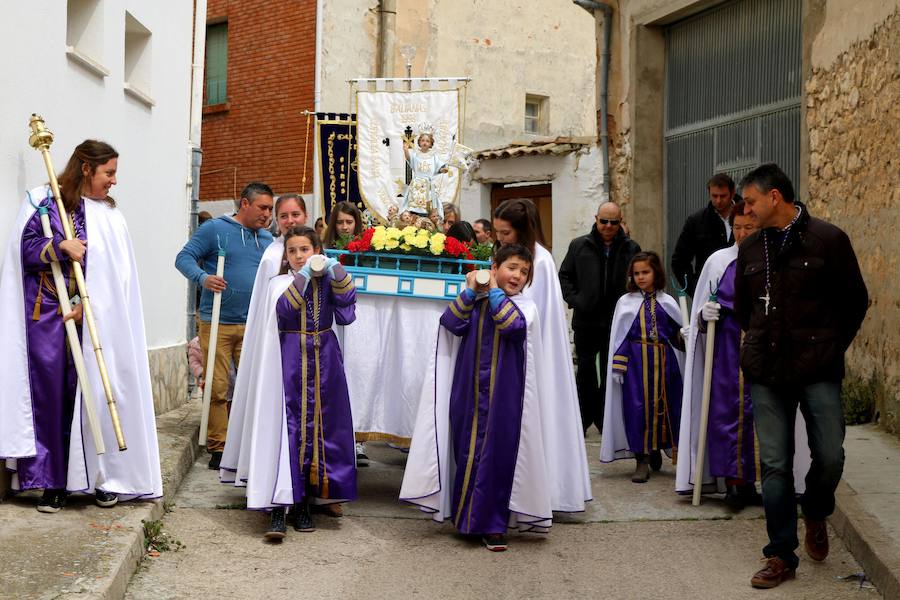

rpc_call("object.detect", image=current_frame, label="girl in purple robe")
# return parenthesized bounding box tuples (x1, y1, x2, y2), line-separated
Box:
(601, 251, 685, 483)
(440, 244, 533, 552)
(264, 226, 357, 541)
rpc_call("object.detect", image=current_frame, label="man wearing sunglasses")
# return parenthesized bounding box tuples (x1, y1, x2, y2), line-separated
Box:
(559, 202, 641, 434)
(671, 173, 736, 296)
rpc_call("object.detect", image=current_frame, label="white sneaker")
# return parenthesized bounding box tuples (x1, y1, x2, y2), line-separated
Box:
(355, 442, 369, 465)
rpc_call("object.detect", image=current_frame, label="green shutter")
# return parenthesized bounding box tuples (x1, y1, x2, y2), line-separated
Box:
(205, 22, 228, 105)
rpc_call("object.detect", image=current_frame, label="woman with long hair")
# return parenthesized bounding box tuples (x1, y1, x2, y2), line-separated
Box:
(0, 140, 162, 512)
(492, 198, 592, 514)
(323, 201, 363, 248)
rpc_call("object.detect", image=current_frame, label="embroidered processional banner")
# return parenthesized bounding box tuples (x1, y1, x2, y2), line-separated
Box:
(316, 113, 362, 223)
(356, 83, 462, 221)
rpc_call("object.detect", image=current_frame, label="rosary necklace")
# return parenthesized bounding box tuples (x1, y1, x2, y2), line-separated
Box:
(643, 291, 658, 341)
(760, 205, 802, 316)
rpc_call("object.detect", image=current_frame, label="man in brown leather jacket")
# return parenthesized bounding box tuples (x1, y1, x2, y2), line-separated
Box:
(734, 163, 868, 589)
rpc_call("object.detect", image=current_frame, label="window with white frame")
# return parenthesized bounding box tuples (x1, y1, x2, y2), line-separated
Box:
(524, 94, 549, 135)
(66, 0, 108, 77)
(124, 12, 154, 107)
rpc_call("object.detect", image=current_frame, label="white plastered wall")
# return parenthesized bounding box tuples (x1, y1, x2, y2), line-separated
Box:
(0, 0, 193, 350)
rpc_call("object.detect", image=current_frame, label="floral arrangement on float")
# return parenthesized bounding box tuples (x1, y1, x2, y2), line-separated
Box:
(335, 225, 473, 260)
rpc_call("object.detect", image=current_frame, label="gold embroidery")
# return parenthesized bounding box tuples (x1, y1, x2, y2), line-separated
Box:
(495, 309, 518, 331)
(468, 320, 501, 531)
(455, 301, 487, 526)
(449, 301, 469, 321)
(298, 290, 309, 480)
(39, 240, 58, 264)
(613, 355, 629, 363)
(492, 300, 514, 322)
(640, 308, 650, 454)
(612, 363, 628, 372)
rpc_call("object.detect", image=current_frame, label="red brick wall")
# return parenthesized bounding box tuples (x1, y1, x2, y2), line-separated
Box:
(200, 0, 317, 201)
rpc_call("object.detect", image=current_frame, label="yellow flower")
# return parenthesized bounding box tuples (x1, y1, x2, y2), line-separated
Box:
(429, 232, 446, 255)
(385, 238, 400, 250)
(371, 227, 387, 250)
(400, 242, 412, 251)
(412, 232, 429, 248)
(400, 226, 417, 238)
(385, 227, 402, 239)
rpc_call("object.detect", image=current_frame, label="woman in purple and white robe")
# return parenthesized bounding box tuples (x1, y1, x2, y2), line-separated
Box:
(0, 140, 162, 512)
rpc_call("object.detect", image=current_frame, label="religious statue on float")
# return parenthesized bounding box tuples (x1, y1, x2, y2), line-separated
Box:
(398, 122, 453, 225)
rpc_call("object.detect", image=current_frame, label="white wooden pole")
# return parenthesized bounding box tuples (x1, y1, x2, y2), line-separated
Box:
(677, 294, 690, 329)
(199, 249, 226, 448)
(692, 318, 717, 506)
(37, 208, 105, 455)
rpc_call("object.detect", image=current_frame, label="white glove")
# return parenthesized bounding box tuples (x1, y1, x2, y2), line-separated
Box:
(701, 301, 721, 322)
(680, 326, 690, 339)
(611, 372, 624, 385)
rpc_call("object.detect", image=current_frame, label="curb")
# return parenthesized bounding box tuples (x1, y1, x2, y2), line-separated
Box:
(831, 479, 900, 598)
(90, 402, 201, 600)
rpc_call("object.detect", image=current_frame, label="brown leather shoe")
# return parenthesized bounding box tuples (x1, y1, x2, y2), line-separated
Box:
(312, 502, 343, 518)
(632, 456, 650, 483)
(804, 517, 829, 561)
(751, 557, 796, 589)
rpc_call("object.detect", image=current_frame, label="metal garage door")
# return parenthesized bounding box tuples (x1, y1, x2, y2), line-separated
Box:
(663, 0, 802, 280)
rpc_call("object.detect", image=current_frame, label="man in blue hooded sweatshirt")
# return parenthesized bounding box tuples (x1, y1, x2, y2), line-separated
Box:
(176, 182, 274, 468)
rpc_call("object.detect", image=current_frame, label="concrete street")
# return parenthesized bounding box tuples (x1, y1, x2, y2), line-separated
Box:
(125, 433, 878, 600)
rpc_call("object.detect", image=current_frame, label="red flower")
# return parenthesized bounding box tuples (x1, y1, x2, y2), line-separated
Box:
(444, 236, 472, 258)
(346, 227, 375, 253)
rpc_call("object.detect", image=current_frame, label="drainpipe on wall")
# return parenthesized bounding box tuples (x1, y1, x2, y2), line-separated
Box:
(379, 0, 397, 77)
(186, 0, 208, 344)
(312, 0, 324, 219)
(574, 0, 612, 201)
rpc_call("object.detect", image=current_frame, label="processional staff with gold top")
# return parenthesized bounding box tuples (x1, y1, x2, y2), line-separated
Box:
(28, 114, 127, 451)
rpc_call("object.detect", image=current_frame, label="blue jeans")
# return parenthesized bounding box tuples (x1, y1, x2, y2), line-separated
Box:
(750, 381, 845, 568)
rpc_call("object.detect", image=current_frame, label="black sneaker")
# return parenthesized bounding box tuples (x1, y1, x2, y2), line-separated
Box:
(482, 533, 508, 552)
(95, 489, 119, 508)
(208, 451, 223, 470)
(649, 449, 663, 472)
(264, 507, 287, 541)
(36, 489, 66, 514)
(292, 503, 316, 532)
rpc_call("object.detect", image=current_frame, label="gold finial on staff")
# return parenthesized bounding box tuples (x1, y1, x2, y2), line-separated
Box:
(28, 114, 128, 451)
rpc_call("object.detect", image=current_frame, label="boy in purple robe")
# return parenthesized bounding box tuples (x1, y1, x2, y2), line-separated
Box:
(439, 244, 533, 551)
(600, 251, 685, 483)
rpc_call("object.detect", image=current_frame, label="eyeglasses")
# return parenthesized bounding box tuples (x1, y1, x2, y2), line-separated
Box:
(598, 218, 621, 226)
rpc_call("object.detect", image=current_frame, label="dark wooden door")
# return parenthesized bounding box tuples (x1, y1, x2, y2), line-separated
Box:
(490, 183, 553, 251)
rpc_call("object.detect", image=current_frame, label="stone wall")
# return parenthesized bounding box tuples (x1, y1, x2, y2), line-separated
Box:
(149, 344, 191, 415)
(805, 10, 900, 434)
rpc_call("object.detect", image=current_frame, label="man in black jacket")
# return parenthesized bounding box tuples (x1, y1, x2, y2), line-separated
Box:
(671, 173, 736, 296)
(735, 164, 868, 590)
(559, 202, 641, 434)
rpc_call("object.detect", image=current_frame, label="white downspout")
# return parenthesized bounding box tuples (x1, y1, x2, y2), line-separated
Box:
(311, 0, 324, 222)
(186, 0, 207, 342)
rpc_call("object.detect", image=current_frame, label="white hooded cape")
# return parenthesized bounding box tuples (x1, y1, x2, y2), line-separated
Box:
(0, 186, 162, 498)
(674, 245, 811, 494)
(399, 294, 553, 532)
(220, 238, 283, 475)
(520, 243, 592, 512)
(600, 291, 685, 463)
